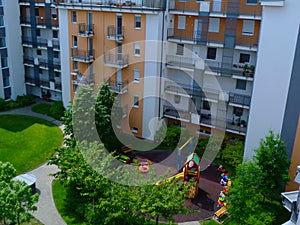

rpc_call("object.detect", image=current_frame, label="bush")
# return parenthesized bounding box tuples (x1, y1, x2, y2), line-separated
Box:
(16, 95, 35, 107)
(50, 101, 65, 120)
(0, 98, 8, 111)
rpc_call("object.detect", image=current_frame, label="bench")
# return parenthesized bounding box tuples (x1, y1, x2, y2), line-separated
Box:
(214, 207, 227, 221)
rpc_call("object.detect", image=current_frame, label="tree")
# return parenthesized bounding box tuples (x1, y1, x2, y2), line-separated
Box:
(254, 131, 290, 199)
(0, 161, 39, 225)
(228, 162, 274, 225)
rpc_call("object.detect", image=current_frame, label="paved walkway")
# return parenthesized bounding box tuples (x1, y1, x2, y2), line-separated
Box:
(0, 101, 66, 225)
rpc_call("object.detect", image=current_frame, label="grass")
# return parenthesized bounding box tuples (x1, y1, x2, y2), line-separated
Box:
(0, 114, 63, 174)
(201, 219, 220, 225)
(31, 103, 52, 116)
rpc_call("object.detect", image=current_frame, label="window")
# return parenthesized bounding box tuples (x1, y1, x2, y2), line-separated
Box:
(4, 87, 11, 100)
(174, 95, 181, 104)
(239, 53, 250, 63)
(0, 16, 4, 27)
(1, 57, 7, 68)
(35, 7, 39, 16)
(134, 69, 140, 82)
(73, 61, 78, 71)
(134, 43, 140, 56)
(202, 101, 210, 110)
(72, 11, 77, 23)
(132, 127, 138, 134)
(51, 8, 57, 19)
(176, 43, 184, 56)
(246, 0, 258, 4)
(54, 51, 59, 58)
(135, 15, 141, 29)
(37, 49, 42, 55)
(208, 18, 220, 33)
(177, 16, 186, 30)
(242, 20, 255, 35)
(55, 71, 60, 77)
(233, 107, 243, 117)
(53, 30, 58, 39)
(0, 37, 5, 48)
(36, 29, 41, 37)
(39, 68, 43, 74)
(133, 95, 139, 108)
(73, 36, 77, 48)
(206, 47, 217, 60)
(236, 80, 247, 90)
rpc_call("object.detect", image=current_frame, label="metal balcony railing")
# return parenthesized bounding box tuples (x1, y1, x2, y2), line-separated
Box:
(108, 79, 128, 94)
(55, 83, 62, 90)
(78, 23, 94, 36)
(22, 36, 33, 46)
(166, 55, 196, 70)
(229, 93, 251, 107)
(53, 60, 61, 70)
(24, 56, 34, 65)
(107, 25, 124, 41)
(55, 0, 166, 10)
(39, 58, 48, 68)
(36, 17, 47, 26)
(71, 48, 95, 62)
(163, 105, 190, 121)
(20, 15, 30, 24)
(37, 38, 48, 48)
(104, 52, 129, 68)
(40, 79, 50, 88)
(72, 73, 94, 86)
(164, 80, 203, 97)
(25, 76, 35, 84)
(53, 40, 60, 49)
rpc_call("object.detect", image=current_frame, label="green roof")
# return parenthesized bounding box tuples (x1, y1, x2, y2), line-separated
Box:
(186, 153, 200, 165)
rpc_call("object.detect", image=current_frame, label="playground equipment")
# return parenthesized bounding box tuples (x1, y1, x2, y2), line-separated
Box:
(176, 137, 195, 171)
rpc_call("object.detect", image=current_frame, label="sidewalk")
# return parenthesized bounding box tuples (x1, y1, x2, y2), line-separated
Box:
(0, 101, 66, 225)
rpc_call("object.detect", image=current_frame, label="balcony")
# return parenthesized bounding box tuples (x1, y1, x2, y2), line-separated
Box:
(55, 83, 62, 90)
(166, 55, 196, 71)
(229, 93, 251, 108)
(36, 17, 47, 27)
(78, 23, 94, 37)
(24, 56, 34, 66)
(205, 60, 255, 80)
(164, 81, 203, 97)
(22, 36, 33, 46)
(104, 52, 129, 68)
(163, 105, 190, 122)
(107, 79, 128, 94)
(56, 0, 166, 11)
(40, 79, 50, 88)
(107, 25, 124, 41)
(37, 38, 48, 48)
(51, 19, 59, 28)
(169, 0, 261, 18)
(71, 48, 95, 63)
(39, 58, 48, 69)
(25, 76, 36, 84)
(53, 40, 60, 50)
(72, 72, 94, 86)
(20, 15, 30, 26)
(53, 60, 61, 70)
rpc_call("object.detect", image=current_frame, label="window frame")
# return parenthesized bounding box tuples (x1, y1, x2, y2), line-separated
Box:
(72, 11, 77, 23)
(134, 15, 141, 29)
(177, 16, 186, 30)
(206, 47, 217, 60)
(208, 18, 220, 33)
(134, 42, 140, 56)
(133, 95, 139, 108)
(176, 43, 184, 56)
(242, 20, 255, 36)
(236, 80, 247, 90)
(239, 53, 250, 64)
(133, 69, 140, 82)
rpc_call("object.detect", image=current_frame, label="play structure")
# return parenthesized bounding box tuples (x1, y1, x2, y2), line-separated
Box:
(160, 152, 201, 199)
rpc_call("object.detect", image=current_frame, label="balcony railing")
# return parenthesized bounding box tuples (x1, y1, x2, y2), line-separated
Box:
(37, 38, 48, 48)
(40, 79, 50, 88)
(24, 56, 34, 65)
(104, 52, 129, 68)
(78, 23, 94, 37)
(22, 36, 33, 46)
(25, 76, 35, 84)
(71, 48, 95, 62)
(53, 60, 61, 70)
(107, 25, 124, 41)
(20, 15, 30, 25)
(55, 83, 62, 90)
(56, 0, 166, 10)
(163, 105, 190, 122)
(229, 93, 251, 107)
(20, 0, 45, 3)
(164, 81, 203, 97)
(205, 60, 255, 78)
(166, 55, 196, 70)
(39, 58, 48, 68)
(53, 40, 60, 49)
(169, 0, 261, 17)
(108, 79, 128, 94)
(72, 73, 94, 86)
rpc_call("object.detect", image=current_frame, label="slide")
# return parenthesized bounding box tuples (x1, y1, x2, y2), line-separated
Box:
(165, 172, 184, 182)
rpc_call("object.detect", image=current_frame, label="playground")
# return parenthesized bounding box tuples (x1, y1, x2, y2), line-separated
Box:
(131, 149, 224, 223)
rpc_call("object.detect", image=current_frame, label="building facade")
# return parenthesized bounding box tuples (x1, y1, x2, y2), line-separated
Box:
(19, 0, 62, 101)
(0, 0, 26, 100)
(161, 0, 261, 138)
(244, 0, 300, 191)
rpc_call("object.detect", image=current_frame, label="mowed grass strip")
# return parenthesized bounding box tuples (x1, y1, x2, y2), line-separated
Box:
(0, 114, 63, 174)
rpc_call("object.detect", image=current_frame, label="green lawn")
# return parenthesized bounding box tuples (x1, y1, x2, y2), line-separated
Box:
(31, 103, 52, 116)
(0, 114, 63, 174)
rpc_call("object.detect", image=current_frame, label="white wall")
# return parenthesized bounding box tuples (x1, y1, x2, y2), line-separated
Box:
(58, 8, 71, 108)
(3, 0, 25, 99)
(245, 0, 300, 159)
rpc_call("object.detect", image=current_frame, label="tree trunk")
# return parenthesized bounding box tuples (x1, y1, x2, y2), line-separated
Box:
(156, 216, 159, 225)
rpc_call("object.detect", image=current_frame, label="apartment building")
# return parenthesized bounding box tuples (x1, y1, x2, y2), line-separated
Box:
(161, 0, 261, 138)
(56, 0, 166, 139)
(0, 0, 25, 100)
(19, 0, 62, 101)
(244, 0, 300, 192)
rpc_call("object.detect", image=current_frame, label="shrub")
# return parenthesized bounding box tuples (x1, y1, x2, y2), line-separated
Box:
(50, 101, 65, 120)
(0, 98, 8, 111)
(16, 95, 35, 107)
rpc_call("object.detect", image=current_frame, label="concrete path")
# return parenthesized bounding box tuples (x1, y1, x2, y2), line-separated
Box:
(0, 101, 66, 225)
(178, 222, 201, 225)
